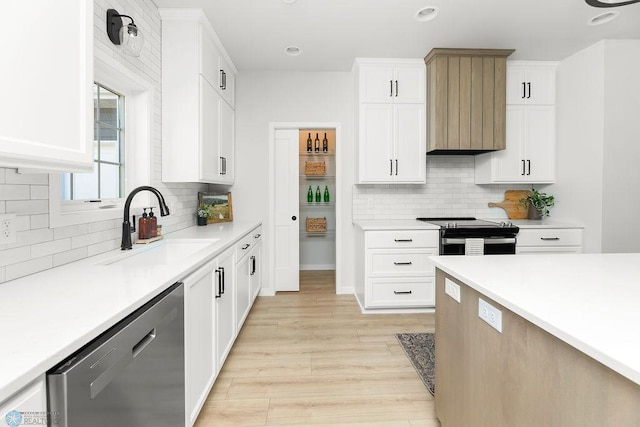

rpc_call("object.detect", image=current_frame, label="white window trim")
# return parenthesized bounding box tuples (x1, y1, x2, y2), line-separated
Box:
(49, 50, 152, 228)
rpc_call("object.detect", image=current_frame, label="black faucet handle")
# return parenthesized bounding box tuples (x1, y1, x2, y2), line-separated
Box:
(131, 215, 136, 232)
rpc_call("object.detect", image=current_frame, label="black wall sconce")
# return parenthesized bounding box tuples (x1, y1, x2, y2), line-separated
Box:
(106, 9, 144, 57)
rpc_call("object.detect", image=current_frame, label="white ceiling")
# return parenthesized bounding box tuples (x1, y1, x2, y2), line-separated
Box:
(152, 0, 640, 71)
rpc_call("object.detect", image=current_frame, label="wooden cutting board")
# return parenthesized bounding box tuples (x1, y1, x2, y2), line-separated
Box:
(488, 190, 530, 219)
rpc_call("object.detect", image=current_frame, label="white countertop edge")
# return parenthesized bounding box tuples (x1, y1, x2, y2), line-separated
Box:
(0, 221, 261, 403)
(353, 219, 440, 230)
(431, 257, 640, 386)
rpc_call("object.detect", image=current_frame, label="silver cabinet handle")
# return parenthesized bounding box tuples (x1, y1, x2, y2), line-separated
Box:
(394, 239, 413, 242)
(394, 290, 412, 295)
(540, 237, 560, 241)
(393, 261, 413, 265)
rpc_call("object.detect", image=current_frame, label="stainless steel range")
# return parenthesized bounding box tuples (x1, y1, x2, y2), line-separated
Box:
(416, 217, 519, 255)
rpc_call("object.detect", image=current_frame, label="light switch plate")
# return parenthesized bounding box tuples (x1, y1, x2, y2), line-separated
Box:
(0, 214, 17, 244)
(478, 298, 502, 333)
(445, 278, 461, 303)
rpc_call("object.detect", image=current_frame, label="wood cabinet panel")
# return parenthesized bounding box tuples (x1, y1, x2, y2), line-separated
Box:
(425, 49, 513, 154)
(435, 271, 640, 426)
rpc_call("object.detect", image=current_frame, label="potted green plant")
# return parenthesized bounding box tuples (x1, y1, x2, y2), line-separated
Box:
(522, 188, 555, 220)
(197, 204, 211, 226)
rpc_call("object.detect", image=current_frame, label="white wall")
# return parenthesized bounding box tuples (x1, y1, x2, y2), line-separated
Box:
(0, 0, 207, 284)
(552, 39, 640, 253)
(601, 40, 640, 252)
(233, 70, 355, 294)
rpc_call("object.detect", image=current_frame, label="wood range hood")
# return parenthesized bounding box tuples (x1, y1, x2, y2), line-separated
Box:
(425, 48, 515, 155)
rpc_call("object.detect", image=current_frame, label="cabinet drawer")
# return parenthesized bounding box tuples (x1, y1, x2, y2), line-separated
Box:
(366, 278, 435, 308)
(251, 226, 263, 245)
(235, 233, 254, 262)
(365, 230, 438, 249)
(516, 246, 582, 255)
(368, 249, 436, 277)
(517, 228, 582, 247)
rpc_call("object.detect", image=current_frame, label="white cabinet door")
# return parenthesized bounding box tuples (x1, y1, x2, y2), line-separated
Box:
(524, 106, 555, 183)
(506, 64, 556, 105)
(0, 376, 46, 425)
(218, 55, 235, 109)
(250, 242, 262, 301)
(491, 106, 526, 182)
(0, 1, 93, 172)
(184, 260, 216, 426)
(394, 66, 426, 104)
(394, 104, 426, 183)
(216, 248, 235, 370)
(200, 77, 221, 182)
(360, 66, 395, 103)
(359, 104, 394, 183)
(274, 130, 300, 292)
(219, 100, 235, 183)
(236, 254, 251, 332)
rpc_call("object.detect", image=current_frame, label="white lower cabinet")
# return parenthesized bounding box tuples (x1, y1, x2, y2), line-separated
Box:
(516, 228, 583, 254)
(184, 260, 217, 426)
(0, 376, 46, 425)
(356, 228, 439, 310)
(235, 227, 263, 331)
(215, 247, 236, 371)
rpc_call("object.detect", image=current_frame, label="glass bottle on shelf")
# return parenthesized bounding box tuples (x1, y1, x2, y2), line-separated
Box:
(314, 133, 320, 152)
(306, 133, 312, 152)
(324, 186, 330, 203)
(322, 132, 328, 152)
(315, 185, 321, 203)
(307, 185, 313, 203)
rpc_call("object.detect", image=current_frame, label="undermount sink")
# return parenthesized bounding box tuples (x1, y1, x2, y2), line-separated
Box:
(100, 239, 219, 267)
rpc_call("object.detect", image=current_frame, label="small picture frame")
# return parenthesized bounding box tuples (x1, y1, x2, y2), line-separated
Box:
(198, 192, 233, 223)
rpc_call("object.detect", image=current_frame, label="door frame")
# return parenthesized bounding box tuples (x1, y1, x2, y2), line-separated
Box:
(268, 122, 342, 294)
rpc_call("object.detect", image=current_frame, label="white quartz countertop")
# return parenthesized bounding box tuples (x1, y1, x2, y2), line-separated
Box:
(353, 219, 440, 230)
(0, 221, 261, 402)
(430, 253, 640, 386)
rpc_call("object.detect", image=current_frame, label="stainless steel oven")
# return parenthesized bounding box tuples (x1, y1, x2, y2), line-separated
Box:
(416, 217, 519, 255)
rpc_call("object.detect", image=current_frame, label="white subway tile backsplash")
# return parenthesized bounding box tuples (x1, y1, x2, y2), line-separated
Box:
(0, 247, 31, 268)
(30, 185, 49, 200)
(53, 247, 89, 268)
(53, 224, 88, 240)
(6, 256, 53, 282)
(4, 169, 48, 185)
(0, 185, 30, 200)
(9, 228, 54, 248)
(31, 239, 72, 259)
(87, 239, 120, 257)
(30, 214, 49, 230)
(6, 200, 49, 215)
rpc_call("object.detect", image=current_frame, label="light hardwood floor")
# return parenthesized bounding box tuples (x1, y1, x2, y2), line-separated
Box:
(194, 270, 439, 426)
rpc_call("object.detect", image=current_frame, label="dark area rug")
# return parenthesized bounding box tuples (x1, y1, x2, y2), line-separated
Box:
(396, 332, 435, 395)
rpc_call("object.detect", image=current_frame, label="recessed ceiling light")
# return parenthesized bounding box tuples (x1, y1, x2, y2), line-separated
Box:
(588, 11, 620, 25)
(415, 6, 439, 22)
(585, 0, 640, 7)
(284, 46, 302, 56)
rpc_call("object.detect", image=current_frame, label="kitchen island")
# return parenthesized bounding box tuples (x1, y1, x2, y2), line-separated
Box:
(431, 253, 640, 427)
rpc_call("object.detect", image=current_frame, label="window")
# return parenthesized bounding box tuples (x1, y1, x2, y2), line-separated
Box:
(48, 50, 152, 228)
(62, 83, 125, 204)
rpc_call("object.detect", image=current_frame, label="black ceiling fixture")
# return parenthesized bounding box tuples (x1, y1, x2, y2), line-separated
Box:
(585, 0, 640, 7)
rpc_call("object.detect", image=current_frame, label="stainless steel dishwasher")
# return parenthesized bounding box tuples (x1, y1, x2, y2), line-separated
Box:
(47, 282, 185, 427)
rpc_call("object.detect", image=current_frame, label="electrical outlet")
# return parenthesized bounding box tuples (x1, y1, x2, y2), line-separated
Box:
(0, 214, 17, 244)
(445, 278, 461, 303)
(478, 298, 502, 333)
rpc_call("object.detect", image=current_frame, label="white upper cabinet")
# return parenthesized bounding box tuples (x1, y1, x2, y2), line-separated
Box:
(475, 61, 557, 184)
(358, 62, 425, 104)
(160, 8, 236, 184)
(0, 1, 93, 172)
(506, 62, 556, 105)
(354, 59, 427, 184)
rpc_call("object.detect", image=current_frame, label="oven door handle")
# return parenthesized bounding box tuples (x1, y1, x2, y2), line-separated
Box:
(442, 238, 517, 245)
